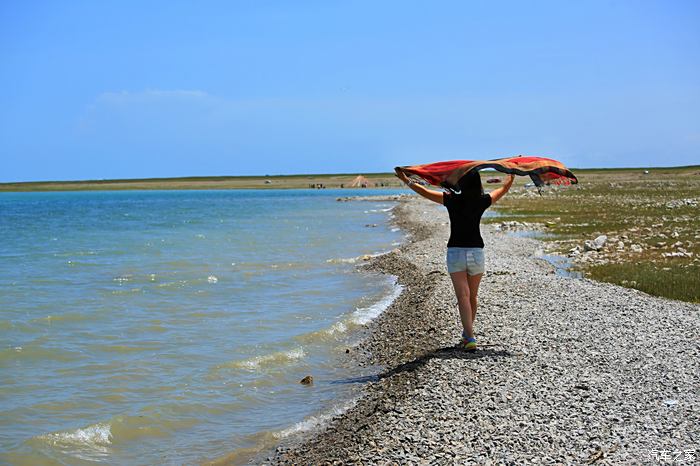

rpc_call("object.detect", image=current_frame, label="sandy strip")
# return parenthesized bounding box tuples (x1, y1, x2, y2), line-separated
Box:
(263, 196, 699, 465)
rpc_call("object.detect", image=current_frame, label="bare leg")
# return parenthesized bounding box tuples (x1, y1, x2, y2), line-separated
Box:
(449, 271, 473, 338)
(467, 273, 483, 324)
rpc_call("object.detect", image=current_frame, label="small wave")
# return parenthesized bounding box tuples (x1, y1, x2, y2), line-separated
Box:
(295, 276, 404, 343)
(36, 422, 112, 459)
(295, 320, 351, 344)
(218, 347, 306, 370)
(390, 227, 400, 232)
(208, 399, 358, 465)
(328, 321, 348, 334)
(274, 399, 357, 439)
(326, 252, 387, 265)
(29, 312, 95, 324)
(351, 278, 403, 325)
(110, 287, 143, 295)
(33, 414, 200, 460)
(325, 256, 358, 264)
(156, 280, 188, 289)
(1, 344, 84, 365)
(364, 206, 394, 213)
(65, 260, 100, 267)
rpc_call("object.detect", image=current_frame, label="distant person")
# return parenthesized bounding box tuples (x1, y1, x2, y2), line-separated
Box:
(395, 168, 514, 351)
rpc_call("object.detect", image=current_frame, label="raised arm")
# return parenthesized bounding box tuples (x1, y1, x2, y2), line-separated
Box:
(489, 175, 515, 205)
(394, 168, 444, 204)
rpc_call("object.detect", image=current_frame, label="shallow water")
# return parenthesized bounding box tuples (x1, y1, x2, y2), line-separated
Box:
(0, 189, 406, 464)
(536, 254, 583, 279)
(507, 229, 555, 239)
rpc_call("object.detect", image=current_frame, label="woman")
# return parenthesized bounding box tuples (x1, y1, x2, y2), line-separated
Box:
(395, 168, 514, 351)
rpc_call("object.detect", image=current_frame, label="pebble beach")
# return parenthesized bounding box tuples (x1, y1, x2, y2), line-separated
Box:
(265, 195, 699, 465)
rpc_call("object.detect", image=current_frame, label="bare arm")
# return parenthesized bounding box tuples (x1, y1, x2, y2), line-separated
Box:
(394, 168, 444, 204)
(489, 175, 515, 204)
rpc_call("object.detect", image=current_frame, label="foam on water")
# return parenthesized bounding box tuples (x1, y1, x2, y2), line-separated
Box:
(364, 206, 394, 213)
(220, 347, 307, 370)
(325, 256, 359, 264)
(36, 422, 113, 460)
(40, 422, 112, 446)
(351, 276, 403, 325)
(274, 399, 358, 439)
(328, 321, 348, 335)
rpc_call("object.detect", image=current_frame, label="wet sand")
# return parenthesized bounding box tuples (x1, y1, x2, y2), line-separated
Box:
(261, 195, 699, 464)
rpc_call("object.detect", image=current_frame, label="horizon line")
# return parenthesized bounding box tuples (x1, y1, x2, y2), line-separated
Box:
(1, 164, 699, 186)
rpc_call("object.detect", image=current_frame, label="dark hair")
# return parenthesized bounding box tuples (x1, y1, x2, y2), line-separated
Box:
(455, 170, 483, 199)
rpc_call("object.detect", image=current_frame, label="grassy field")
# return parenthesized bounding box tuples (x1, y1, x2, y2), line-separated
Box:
(484, 166, 700, 303)
(0, 173, 403, 192)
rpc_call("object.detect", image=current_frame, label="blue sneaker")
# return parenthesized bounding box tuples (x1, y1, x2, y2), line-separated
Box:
(460, 331, 477, 352)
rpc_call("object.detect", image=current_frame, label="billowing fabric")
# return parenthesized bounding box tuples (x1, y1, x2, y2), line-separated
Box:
(397, 155, 578, 191)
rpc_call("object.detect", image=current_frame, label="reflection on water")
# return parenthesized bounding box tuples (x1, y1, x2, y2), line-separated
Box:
(536, 254, 583, 279)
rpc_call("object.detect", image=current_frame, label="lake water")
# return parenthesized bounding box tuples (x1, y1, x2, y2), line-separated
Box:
(0, 189, 406, 464)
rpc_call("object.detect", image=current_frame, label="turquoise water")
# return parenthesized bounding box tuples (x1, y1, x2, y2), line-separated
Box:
(0, 189, 406, 465)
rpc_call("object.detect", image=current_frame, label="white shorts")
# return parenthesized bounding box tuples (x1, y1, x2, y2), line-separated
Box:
(446, 247, 485, 275)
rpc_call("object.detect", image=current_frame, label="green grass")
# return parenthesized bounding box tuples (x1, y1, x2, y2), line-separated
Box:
(587, 262, 700, 303)
(484, 165, 700, 303)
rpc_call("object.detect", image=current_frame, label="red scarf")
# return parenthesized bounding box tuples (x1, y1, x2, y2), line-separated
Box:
(397, 155, 577, 190)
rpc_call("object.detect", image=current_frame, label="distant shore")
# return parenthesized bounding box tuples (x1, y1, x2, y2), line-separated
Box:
(3, 166, 697, 192)
(263, 195, 699, 464)
(0, 173, 403, 192)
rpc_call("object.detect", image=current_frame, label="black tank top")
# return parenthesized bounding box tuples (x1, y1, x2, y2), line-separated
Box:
(443, 192, 492, 248)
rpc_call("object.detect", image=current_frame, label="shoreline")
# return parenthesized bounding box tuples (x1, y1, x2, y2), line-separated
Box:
(0, 178, 404, 193)
(262, 195, 699, 464)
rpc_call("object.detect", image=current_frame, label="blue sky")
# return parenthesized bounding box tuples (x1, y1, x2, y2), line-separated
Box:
(1, 1, 699, 182)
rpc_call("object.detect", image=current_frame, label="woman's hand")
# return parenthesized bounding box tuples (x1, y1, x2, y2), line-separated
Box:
(489, 174, 515, 205)
(394, 167, 409, 184)
(394, 167, 444, 204)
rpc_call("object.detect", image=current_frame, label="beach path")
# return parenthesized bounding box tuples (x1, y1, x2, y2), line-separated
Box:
(269, 196, 699, 465)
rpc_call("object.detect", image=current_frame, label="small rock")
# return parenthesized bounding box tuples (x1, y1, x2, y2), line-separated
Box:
(662, 251, 693, 258)
(583, 235, 607, 252)
(583, 240, 597, 252)
(300, 375, 314, 385)
(594, 235, 607, 249)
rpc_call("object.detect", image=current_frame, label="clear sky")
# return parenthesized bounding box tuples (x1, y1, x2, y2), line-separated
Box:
(1, 1, 699, 182)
